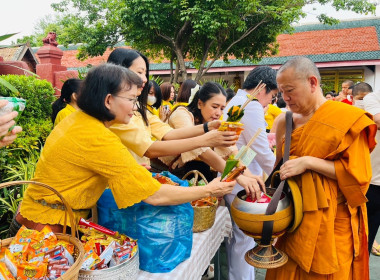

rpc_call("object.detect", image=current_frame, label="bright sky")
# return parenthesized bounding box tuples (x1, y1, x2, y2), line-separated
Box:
(1, 0, 380, 44)
(1, 0, 60, 44)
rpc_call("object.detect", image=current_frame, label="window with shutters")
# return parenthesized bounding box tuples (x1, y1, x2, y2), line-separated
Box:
(320, 69, 364, 94)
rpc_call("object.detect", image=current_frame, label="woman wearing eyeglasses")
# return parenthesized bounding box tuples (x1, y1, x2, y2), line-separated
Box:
(12, 63, 236, 234)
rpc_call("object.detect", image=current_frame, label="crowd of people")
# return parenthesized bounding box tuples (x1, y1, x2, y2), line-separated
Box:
(1, 52, 379, 280)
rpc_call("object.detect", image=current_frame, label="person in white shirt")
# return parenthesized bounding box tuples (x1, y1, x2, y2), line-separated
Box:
(223, 66, 278, 280)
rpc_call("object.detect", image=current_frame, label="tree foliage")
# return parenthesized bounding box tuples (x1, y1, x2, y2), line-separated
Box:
(44, 0, 376, 82)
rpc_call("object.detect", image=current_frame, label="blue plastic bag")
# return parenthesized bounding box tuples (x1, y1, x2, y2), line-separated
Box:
(97, 171, 194, 273)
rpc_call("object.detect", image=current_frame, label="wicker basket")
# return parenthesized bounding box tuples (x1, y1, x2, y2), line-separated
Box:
(0, 180, 85, 280)
(182, 171, 218, 233)
(78, 248, 139, 280)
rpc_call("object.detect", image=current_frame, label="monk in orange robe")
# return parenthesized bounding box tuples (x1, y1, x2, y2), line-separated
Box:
(266, 57, 377, 280)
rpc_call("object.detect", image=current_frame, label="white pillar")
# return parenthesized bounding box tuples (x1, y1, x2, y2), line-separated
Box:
(364, 67, 375, 90)
(374, 65, 380, 93)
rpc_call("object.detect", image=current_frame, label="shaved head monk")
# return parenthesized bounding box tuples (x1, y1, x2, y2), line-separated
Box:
(266, 57, 377, 280)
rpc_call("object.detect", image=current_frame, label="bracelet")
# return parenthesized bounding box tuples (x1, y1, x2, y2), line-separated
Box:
(203, 122, 209, 133)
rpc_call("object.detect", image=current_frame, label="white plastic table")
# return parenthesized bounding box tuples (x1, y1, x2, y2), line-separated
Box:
(136, 206, 232, 280)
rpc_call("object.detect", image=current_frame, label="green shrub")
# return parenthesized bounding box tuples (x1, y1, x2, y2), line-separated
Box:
(0, 75, 55, 181)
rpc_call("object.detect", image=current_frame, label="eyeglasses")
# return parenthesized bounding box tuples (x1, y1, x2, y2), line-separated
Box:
(115, 95, 138, 106)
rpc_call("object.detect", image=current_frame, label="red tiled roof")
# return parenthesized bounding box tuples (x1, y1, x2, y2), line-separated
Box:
(38, 24, 380, 69)
(61, 48, 113, 68)
(276, 26, 379, 57)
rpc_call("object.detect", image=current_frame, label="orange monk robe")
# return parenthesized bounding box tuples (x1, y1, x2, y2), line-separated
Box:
(266, 101, 377, 280)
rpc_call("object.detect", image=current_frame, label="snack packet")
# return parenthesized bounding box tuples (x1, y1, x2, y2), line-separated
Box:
(8, 226, 36, 258)
(44, 245, 74, 265)
(0, 262, 15, 280)
(48, 264, 70, 279)
(246, 193, 272, 203)
(16, 261, 48, 280)
(81, 251, 101, 270)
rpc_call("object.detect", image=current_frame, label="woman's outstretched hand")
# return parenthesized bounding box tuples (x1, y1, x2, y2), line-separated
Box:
(207, 177, 236, 197)
(201, 130, 237, 147)
(237, 174, 265, 201)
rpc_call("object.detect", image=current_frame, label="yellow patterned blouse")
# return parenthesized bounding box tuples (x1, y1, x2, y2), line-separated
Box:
(54, 104, 76, 127)
(110, 111, 172, 165)
(20, 111, 161, 227)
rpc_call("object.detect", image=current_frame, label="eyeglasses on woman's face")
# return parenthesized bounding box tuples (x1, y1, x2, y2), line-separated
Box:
(114, 95, 138, 106)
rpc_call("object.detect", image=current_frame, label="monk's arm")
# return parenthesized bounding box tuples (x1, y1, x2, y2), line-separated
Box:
(374, 113, 380, 128)
(280, 156, 336, 180)
(301, 156, 336, 179)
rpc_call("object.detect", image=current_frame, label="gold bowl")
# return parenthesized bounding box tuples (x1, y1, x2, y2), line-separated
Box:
(230, 188, 294, 268)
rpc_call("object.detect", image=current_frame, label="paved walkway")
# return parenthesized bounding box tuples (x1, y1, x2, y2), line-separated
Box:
(218, 230, 380, 279)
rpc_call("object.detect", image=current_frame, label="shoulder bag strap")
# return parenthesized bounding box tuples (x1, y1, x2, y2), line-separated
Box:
(261, 111, 293, 245)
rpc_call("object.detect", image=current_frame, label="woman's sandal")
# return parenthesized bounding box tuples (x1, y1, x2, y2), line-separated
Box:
(371, 245, 380, 256)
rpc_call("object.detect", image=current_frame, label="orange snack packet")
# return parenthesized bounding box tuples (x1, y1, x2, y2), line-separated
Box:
(0, 246, 6, 260)
(83, 239, 97, 254)
(0, 262, 15, 280)
(81, 251, 101, 270)
(16, 261, 48, 280)
(56, 240, 75, 255)
(38, 225, 57, 243)
(8, 226, 37, 258)
(27, 226, 58, 262)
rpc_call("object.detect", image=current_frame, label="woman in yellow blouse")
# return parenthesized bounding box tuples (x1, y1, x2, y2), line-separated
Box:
(13, 64, 236, 234)
(160, 82, 175, 111)
(51, 78, 82, 126)
(107, 49, 238, 166)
